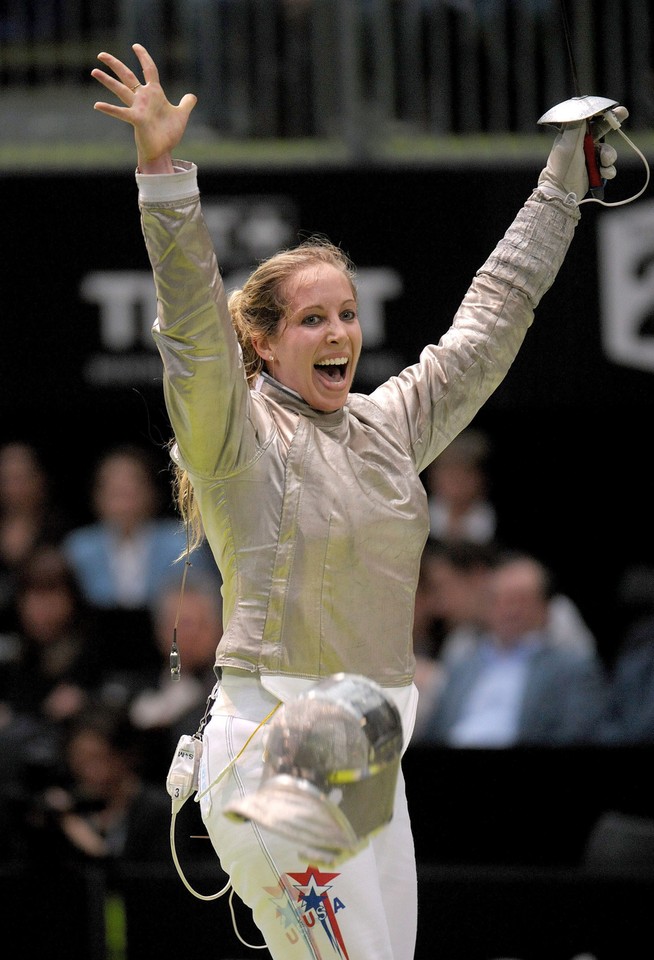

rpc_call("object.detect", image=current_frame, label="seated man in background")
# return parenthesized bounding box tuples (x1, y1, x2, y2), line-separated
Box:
(415, 551, 607, 747)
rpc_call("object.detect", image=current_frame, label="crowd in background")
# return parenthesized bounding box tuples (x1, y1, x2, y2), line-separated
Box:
(0, 439, 220, 872)
(2, 429, 654, 877)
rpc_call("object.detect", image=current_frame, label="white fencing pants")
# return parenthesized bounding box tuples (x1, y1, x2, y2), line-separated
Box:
(197, 673, 418, 960)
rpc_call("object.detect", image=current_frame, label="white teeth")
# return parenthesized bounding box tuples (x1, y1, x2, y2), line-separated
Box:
(315, 357, 348, 366)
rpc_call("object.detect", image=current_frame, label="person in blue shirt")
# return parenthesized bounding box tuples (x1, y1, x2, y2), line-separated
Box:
(63, 443, 217, 611)
(417, 552, 608, 747)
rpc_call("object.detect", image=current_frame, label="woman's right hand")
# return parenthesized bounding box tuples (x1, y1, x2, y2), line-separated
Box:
(91, 43, 197, 174)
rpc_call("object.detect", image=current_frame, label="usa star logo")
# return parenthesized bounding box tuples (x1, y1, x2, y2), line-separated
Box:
(264, 864, 350, 958)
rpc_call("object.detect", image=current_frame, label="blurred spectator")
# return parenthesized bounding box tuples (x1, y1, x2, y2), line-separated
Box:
(414, 552, 607, 747)
(428, 539, 500, 665)
(412, 538, 498, 739)
(0, 441, 72, 628)
(126, 573, 223, 779)
(435, 542, 597, 666)
(594, 612, 654, 745)
(411, 540, 597, 740)
(1, 544, 105, 727)
(422, 427, 497, 544)
(19, 699, 174, 867)
(62, 443, 202, 611)
(0, 545, 108, 843)
(610, 562, 654, 652)
(61, 444, 218, 674)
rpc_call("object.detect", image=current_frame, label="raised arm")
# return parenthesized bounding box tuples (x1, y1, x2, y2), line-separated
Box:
(91, 43, 197, 173)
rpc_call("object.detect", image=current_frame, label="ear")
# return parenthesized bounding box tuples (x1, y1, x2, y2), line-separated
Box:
(252, 337, 272, 361)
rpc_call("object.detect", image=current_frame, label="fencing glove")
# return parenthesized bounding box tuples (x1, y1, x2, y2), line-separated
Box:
(538, 106, 629, 203)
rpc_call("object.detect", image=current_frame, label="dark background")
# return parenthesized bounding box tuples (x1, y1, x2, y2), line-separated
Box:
(3, 161, 653, 666)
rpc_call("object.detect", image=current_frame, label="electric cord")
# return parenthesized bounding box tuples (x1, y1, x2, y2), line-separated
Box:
(165, 517, 274, 945)
(167, 701, 281, 946)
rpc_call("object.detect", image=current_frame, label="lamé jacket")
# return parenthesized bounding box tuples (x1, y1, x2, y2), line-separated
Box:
(139, 162, 579, 691)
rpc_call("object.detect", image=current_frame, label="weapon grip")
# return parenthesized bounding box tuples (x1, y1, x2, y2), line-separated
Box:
(584, 125, 604, 199)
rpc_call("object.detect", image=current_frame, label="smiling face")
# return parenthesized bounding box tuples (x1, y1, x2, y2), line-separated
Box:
(254, 262, 362, 412)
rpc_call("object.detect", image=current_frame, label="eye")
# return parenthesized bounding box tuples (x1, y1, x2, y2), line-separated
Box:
(341, 309, 357, 322)
(301, 314, 322, 326)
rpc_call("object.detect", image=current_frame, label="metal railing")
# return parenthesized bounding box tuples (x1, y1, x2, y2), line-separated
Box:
(2, 0, 652, 143)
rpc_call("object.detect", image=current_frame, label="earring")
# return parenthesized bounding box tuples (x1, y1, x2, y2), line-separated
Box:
(270, 355, 274, 361)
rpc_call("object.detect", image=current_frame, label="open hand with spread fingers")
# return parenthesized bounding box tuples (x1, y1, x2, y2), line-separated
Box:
(91, 43, 197, 173)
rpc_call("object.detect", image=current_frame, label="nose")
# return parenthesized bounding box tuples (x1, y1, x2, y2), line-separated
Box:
(326, 314, 347, 341)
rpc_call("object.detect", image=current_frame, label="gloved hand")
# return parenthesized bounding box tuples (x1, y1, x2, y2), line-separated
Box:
(538, 105, 629, 202)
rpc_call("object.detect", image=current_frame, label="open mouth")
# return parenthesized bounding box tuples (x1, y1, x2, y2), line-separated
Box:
(314, 358, 348, 384)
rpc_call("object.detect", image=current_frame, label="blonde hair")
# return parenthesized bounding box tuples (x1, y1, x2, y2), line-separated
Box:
(174, 236, 357, 549)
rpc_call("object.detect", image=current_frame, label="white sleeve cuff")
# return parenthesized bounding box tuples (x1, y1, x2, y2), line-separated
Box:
(136, 160, 199, 202)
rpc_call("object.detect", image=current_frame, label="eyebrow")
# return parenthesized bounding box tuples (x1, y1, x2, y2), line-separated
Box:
(294, 298, 357, 313)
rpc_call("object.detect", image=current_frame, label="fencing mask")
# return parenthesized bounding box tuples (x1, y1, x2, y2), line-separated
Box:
(222, 672, 403, 865)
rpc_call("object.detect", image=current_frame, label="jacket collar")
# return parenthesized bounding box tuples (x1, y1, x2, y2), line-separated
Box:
(259, 372, 347, 427)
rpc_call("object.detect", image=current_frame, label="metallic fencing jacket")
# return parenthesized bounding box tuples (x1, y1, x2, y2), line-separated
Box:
(140, 162, 579, 689)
